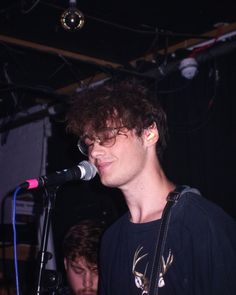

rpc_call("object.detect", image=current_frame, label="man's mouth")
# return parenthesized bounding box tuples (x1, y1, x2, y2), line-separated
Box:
(96, 161, 112, 173)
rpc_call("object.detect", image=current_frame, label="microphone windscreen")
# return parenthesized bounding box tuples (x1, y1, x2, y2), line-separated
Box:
(80, 161, 97, 180)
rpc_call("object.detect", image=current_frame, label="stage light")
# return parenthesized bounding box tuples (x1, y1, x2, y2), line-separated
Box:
(61, 0, 85, 31)
(179, 57, 198, 79)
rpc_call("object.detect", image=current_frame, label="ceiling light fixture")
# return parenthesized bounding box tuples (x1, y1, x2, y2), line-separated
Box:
(61, 0, 85, 31)
(179, 57, 198, 79)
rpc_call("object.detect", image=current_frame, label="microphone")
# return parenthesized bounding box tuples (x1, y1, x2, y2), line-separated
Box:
(20, 161, 97, 190)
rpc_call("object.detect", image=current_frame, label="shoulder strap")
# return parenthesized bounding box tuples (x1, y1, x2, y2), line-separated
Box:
(149, 185, 197, 295)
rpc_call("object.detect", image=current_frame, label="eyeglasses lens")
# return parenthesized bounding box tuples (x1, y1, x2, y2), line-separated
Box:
(77, 128, 122, 156)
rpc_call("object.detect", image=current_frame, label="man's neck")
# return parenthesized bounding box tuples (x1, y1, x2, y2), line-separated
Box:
(121, 167, 175, 223)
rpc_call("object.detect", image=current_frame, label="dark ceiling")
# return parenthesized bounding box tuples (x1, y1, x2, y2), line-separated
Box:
(0, 0, 236, 120)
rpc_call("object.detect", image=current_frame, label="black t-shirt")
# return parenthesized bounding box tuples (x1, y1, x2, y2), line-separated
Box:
(99, 188, 236, 295)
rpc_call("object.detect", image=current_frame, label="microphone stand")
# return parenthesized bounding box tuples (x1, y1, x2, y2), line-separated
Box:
(35, 186, 58, 295)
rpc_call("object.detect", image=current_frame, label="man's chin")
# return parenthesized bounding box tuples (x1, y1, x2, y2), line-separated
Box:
(77, 291, 97, 295)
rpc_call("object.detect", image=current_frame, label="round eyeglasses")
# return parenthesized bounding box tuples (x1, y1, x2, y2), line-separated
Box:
(77, 127, 127, 156)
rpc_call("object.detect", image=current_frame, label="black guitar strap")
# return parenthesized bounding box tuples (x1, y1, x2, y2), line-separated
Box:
(149, 185, 199, 295)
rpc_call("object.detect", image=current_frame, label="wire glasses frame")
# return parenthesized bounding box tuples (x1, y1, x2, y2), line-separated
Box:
(77, 127, 127, 156)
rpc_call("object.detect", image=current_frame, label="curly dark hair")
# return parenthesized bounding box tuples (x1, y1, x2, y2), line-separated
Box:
(67, 78, 168, 159)
(62, 219, 104, 265)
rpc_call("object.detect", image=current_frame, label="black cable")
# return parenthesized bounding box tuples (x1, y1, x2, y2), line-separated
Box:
(40, 0, 212, 39)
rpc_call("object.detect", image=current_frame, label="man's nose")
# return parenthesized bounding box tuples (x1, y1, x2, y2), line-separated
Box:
(90, 141, 105, 159)
(83, 272, 93, 288)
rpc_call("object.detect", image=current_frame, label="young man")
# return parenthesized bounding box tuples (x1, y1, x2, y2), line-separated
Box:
(67, 79, 236, 295)
(62, 219, 104, 295)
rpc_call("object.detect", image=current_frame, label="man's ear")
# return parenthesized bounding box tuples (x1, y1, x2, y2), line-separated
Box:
(143, 123, 159, 145)
(147, 132, 155, 140)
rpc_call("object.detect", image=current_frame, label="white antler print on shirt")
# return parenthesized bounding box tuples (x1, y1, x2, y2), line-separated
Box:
(132, 246, 174, 294)
(132, 246, 149, 294)
(158, 249, 174, 287)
